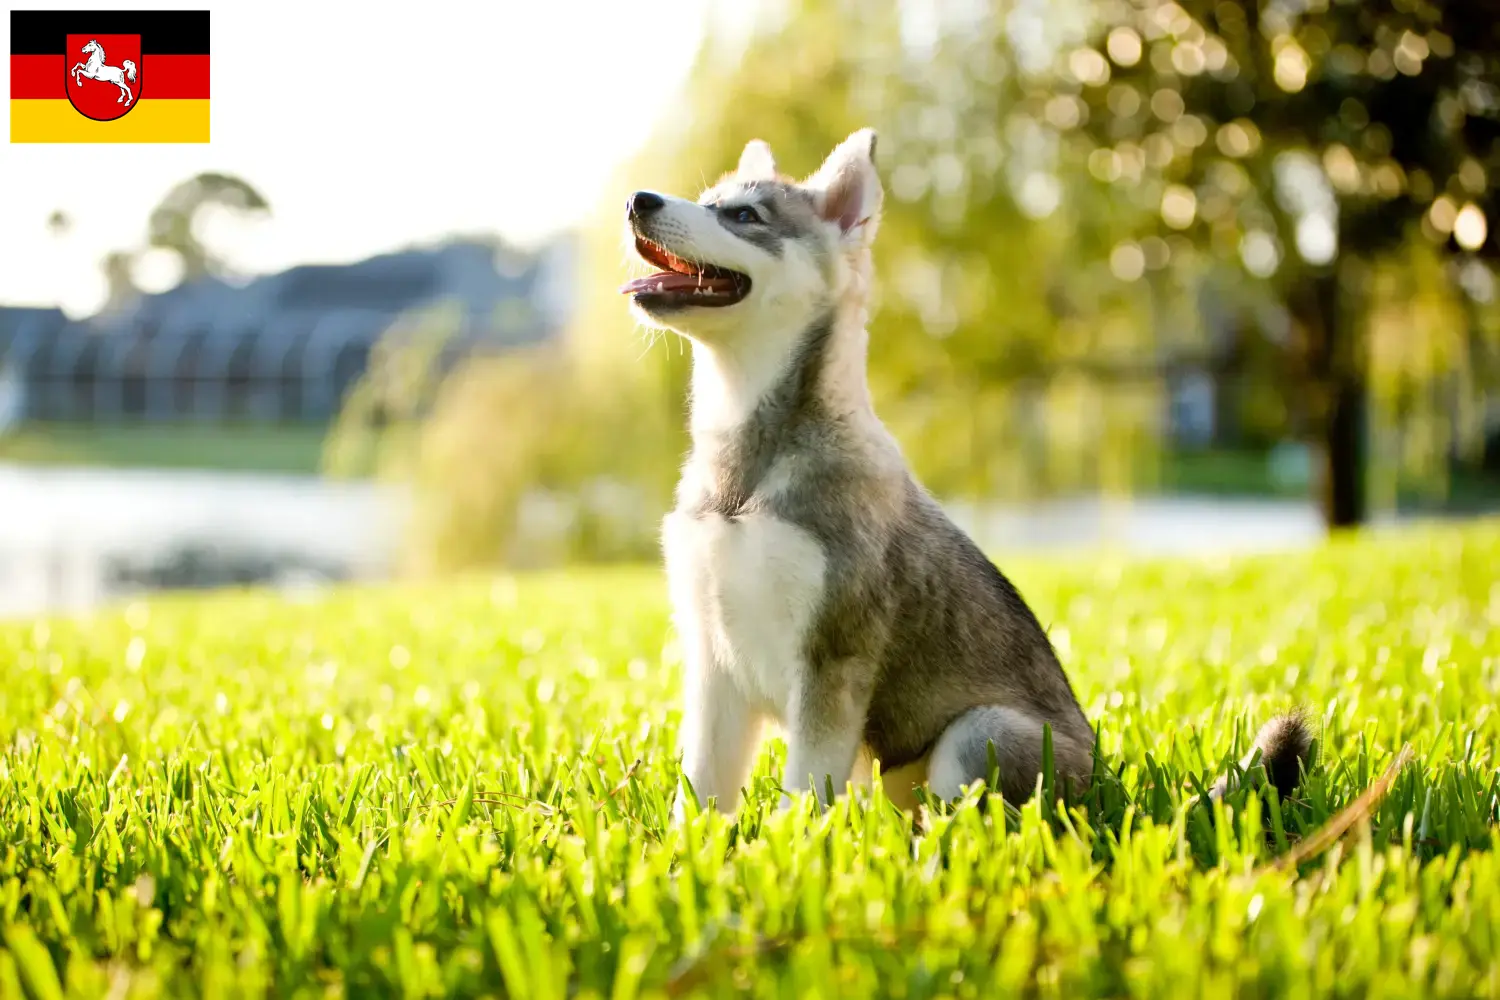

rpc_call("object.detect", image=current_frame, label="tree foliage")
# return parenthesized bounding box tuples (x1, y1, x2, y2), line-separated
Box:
(92, 171, 271, 314)
(146, 171, 271, 283)
(1043, 0, 1500, 522)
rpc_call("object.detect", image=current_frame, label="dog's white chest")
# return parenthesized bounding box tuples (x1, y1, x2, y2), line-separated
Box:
(663, 509, 827, 713)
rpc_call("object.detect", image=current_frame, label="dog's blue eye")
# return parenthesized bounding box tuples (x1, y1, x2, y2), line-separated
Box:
(731, 206, 761, 224)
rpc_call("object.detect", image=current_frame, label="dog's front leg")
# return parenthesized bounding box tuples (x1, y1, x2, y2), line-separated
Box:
(673, 642, 760, 821)
(781, 669, 871, 809)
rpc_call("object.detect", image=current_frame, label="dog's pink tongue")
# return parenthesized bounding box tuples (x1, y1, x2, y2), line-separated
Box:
(619, 272, 737, 295)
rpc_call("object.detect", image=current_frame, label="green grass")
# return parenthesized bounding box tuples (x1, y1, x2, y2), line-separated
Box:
(3, 521, 1500, 998)
(0, 423, 330, 475)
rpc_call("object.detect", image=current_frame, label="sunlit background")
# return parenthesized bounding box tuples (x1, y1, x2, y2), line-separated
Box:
(2, 0, 1497, 617)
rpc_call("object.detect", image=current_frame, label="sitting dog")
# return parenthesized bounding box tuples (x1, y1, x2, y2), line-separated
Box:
(620, 128, 1309, 815)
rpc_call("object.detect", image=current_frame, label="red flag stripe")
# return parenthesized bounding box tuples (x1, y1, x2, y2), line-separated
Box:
(10, 54, 210, 100)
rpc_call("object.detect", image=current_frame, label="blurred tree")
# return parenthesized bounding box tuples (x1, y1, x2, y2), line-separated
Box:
(99, 250, 139, 315)
(326, 290, 662, 573)
(866, 1, 1163, 499)
(46, 209, 70, 236)
(84, 172, 270, 318)
(147, 172, 270, 282)
(1048, 0, 1500, 526)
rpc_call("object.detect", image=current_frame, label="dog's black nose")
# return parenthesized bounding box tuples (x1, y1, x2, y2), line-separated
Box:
(627, 191, 665, 219)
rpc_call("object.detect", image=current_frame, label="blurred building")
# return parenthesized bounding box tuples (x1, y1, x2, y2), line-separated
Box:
(0, 236, 566, 429)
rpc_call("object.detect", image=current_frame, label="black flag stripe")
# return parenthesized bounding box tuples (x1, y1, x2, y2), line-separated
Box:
(10, 10, 210, 55)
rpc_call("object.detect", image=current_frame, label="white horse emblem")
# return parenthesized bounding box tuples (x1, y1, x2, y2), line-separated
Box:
(71, 39, 137, 107)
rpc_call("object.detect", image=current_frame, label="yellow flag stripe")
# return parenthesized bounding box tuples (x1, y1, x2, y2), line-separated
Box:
(10, 99, 210, 143)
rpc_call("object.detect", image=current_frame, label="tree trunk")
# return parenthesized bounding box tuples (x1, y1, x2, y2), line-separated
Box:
(1319, 371, 1367, 528)
(1291, 267, 1367, 530)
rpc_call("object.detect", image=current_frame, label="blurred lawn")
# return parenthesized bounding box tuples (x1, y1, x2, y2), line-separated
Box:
(2, 424, 1496, 515)
(1, 519, 1498, 995)
(1163, 448, 1500, 510)
(0, 419, 1332, 490)
(0, 422, 329, 475)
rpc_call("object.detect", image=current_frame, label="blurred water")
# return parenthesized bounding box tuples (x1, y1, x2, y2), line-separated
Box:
(0, 464, 1341, 619)
(947, 495, 1330, 558)
(0, 464, 405, 618)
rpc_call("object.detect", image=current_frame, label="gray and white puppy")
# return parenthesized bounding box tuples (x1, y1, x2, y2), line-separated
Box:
(620, 129, 1309, 815)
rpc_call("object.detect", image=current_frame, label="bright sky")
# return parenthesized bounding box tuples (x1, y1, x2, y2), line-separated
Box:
(0, 1, 727, 316)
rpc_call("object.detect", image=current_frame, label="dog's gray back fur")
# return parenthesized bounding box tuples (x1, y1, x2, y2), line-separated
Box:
(676, 305, 1093, 774)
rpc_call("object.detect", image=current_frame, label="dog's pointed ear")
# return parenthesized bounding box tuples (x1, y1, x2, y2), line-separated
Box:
(737, 139, 778, 181)
(805, 128, 883, 241)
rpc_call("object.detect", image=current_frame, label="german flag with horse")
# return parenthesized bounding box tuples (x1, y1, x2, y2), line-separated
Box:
(10, 10, 210, 143)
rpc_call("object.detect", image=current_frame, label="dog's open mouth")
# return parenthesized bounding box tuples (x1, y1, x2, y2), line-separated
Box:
(619, 235, 750, 308)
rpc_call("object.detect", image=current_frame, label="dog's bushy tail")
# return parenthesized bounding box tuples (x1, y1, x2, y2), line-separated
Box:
(1208, 711, 1316, 801)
